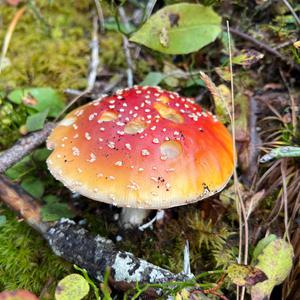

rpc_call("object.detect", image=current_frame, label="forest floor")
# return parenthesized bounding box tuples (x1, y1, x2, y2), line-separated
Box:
(0, 1, 300, 299)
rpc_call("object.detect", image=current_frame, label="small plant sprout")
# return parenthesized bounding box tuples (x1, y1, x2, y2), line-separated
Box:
(46, 86, 234, 227)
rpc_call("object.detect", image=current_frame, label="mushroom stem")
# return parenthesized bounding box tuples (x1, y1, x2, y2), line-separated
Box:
(120, 207, 150, 228)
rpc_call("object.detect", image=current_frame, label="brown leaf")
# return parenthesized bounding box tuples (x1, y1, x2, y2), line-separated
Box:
(227, 264, 268, 287)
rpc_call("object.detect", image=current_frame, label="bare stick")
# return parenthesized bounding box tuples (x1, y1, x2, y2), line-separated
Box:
(0, 174, 48, 233)
(0, 122, 55, 173)
(228, 27, 300, 72)
(0, 174, 194, 297)
(118, 7, 134, 87)
(87, 16, 100, 91)
(56, 14, 100, 121)
(94, 0, 105, 33)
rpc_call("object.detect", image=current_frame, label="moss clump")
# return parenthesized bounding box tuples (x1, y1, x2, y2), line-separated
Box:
(0, 1, 92, 91)
(0, 98, 27, 149)
(0, 205, 71, 297)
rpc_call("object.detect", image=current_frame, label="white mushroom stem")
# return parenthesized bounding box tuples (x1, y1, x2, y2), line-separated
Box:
(120, 208, 151, 229)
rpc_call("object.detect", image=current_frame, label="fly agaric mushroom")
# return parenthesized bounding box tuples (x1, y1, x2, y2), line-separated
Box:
(46, 86, 234, 227)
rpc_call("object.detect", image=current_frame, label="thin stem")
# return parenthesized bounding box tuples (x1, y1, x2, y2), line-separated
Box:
(227, 20, 249, 300)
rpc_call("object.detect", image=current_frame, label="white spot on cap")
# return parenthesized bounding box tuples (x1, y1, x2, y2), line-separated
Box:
(115, 161, 123, 166)
(141, 149, 150, 156)
(108, 141, 115, 149)
(89, 113, 98, 121)
(87, 153, 96, 163)
(85, 132, 91, 140)
(75, 109, 84, 116)
(125, 143, 132, 150)
(72, 147, 80, 156)
(152, 138, 159, 144)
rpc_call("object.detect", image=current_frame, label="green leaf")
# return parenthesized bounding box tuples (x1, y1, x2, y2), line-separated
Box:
(43, 194, 61, 204)
(41, 202, 74, 222)
(5, 156, 32, 180)
(251, 238, 293, 300)
(0, 215, 6, 227)
(252, 234, 277, 264)
(8, 87, 65, 117)
(140, 72, 164, 86)
(104, 18, 136, 34)
(74, 265, 100, 300)
(185, 78, 205, 88)
(32, 148, 51, 161)
(55, 274, 89, 300)
(21, 176, 45, 199)
(260, 146, 300, 163)
(25, 109, 49, 132)
(130, 3, 221, 54)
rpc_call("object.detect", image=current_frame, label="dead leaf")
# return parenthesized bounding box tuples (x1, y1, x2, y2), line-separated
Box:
(227, 264, 268, 287)
(232, 49, 264, 66)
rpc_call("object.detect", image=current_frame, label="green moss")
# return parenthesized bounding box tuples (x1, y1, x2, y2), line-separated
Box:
(0, 205, 71, 297)
(0, 99, 27, 149)
(0, 1, 92, 91)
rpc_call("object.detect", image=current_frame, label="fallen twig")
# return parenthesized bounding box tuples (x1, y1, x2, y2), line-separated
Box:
(0, 122, 55, 173)
(87, 16, 100, 91)
(56, 13, 100, 121)
(228, 27, 300, 72)
(118, 7, 134, 87)
(0, 174, 194, 298)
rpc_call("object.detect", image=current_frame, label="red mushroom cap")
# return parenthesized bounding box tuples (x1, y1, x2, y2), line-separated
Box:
(47, 86, 234, 209)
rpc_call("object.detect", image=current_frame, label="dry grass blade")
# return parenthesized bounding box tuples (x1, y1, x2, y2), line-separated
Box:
(0, 6, 26, 73)
(200, 71, 232, 121)
(281, 159, 291, 243)
(226, 20, 249, 300)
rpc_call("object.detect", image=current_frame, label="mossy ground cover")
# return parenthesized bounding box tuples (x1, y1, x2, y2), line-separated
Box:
(0, 205, 70, 298)
(0, 0, 299, 299)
